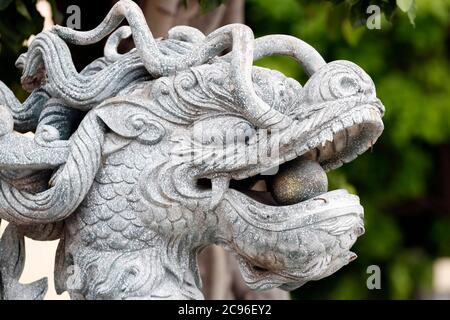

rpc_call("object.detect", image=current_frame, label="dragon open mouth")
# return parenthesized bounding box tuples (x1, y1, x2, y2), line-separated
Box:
(208, 104, 383, 290)
(225, 104, 384, 208)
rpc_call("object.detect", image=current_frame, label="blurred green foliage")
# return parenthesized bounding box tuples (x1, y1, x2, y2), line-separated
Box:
(247, 0, 450, 299)
(327, 0, 417, 26)
(0, 0, 61, 96)
(0, 0, 44, 98)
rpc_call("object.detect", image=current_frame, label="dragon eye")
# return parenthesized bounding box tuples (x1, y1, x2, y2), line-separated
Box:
(324, 73, 362, 100)
(337, 76, 360, 96)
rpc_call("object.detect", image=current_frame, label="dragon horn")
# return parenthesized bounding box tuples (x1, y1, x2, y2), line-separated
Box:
(221, 35, 326, 77)
(224, 24, 292, 129)
(253, 35, 326, 76)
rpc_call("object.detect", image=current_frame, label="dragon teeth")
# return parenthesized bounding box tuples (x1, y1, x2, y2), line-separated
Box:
(290, 107, 382, 169)
(307, 137, 319, 149)
(283, 151, 297, 162)
(332, 122, 342, 134)
(304, 148, 318, 160)
(333, 130, 347, 152)
(353, 111, 363, 124)
(342, 116, 353, 128)
(362, 109, 372, 122)
(319, 129, 333, 147)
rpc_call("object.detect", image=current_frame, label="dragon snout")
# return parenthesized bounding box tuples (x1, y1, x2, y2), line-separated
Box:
(235, 211, 364, 291)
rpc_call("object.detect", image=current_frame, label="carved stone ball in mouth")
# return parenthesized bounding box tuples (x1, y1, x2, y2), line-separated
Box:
(269, 158, 328, 205)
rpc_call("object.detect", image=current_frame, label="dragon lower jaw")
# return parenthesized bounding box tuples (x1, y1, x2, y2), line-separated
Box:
(219, 188, 364, 291)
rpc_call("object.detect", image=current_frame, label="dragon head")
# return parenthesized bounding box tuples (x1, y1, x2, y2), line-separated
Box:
(101, 50, 384, 291)
(16, 44, 46, 93)
(167, 59, 383, 291)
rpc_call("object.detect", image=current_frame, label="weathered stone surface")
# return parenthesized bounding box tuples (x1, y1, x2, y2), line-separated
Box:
(0, 0, 384, 300)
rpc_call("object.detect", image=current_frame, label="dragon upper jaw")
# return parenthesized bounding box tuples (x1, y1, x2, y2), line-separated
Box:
(201, 101, 384, 207)
(199, 101, 383, 290)
(298, 102, 384, 172)
(225, 101, 384, 181)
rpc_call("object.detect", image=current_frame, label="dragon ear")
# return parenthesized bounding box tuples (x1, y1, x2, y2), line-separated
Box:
(95, 98, 166, 145)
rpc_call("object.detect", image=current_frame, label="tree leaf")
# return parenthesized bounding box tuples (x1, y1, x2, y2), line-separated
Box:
(344, 0, 360, 6)
(349, 1, 367, 28)
(396, 0, 414, 12)
(381, 1, 398, 21)
(407, 0, 416, 26)
(15, 0, 31, 20)
(396, 0, 416, 25)
(342, 19, 365, 46)
(325, 0, 346, 4)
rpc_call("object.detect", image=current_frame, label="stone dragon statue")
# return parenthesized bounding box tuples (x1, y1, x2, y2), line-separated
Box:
(0, 0, 384, 300)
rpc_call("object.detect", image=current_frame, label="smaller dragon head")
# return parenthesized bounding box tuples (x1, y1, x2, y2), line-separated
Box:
(15, 32, 67, 92)
(16, 49, 45, 92)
